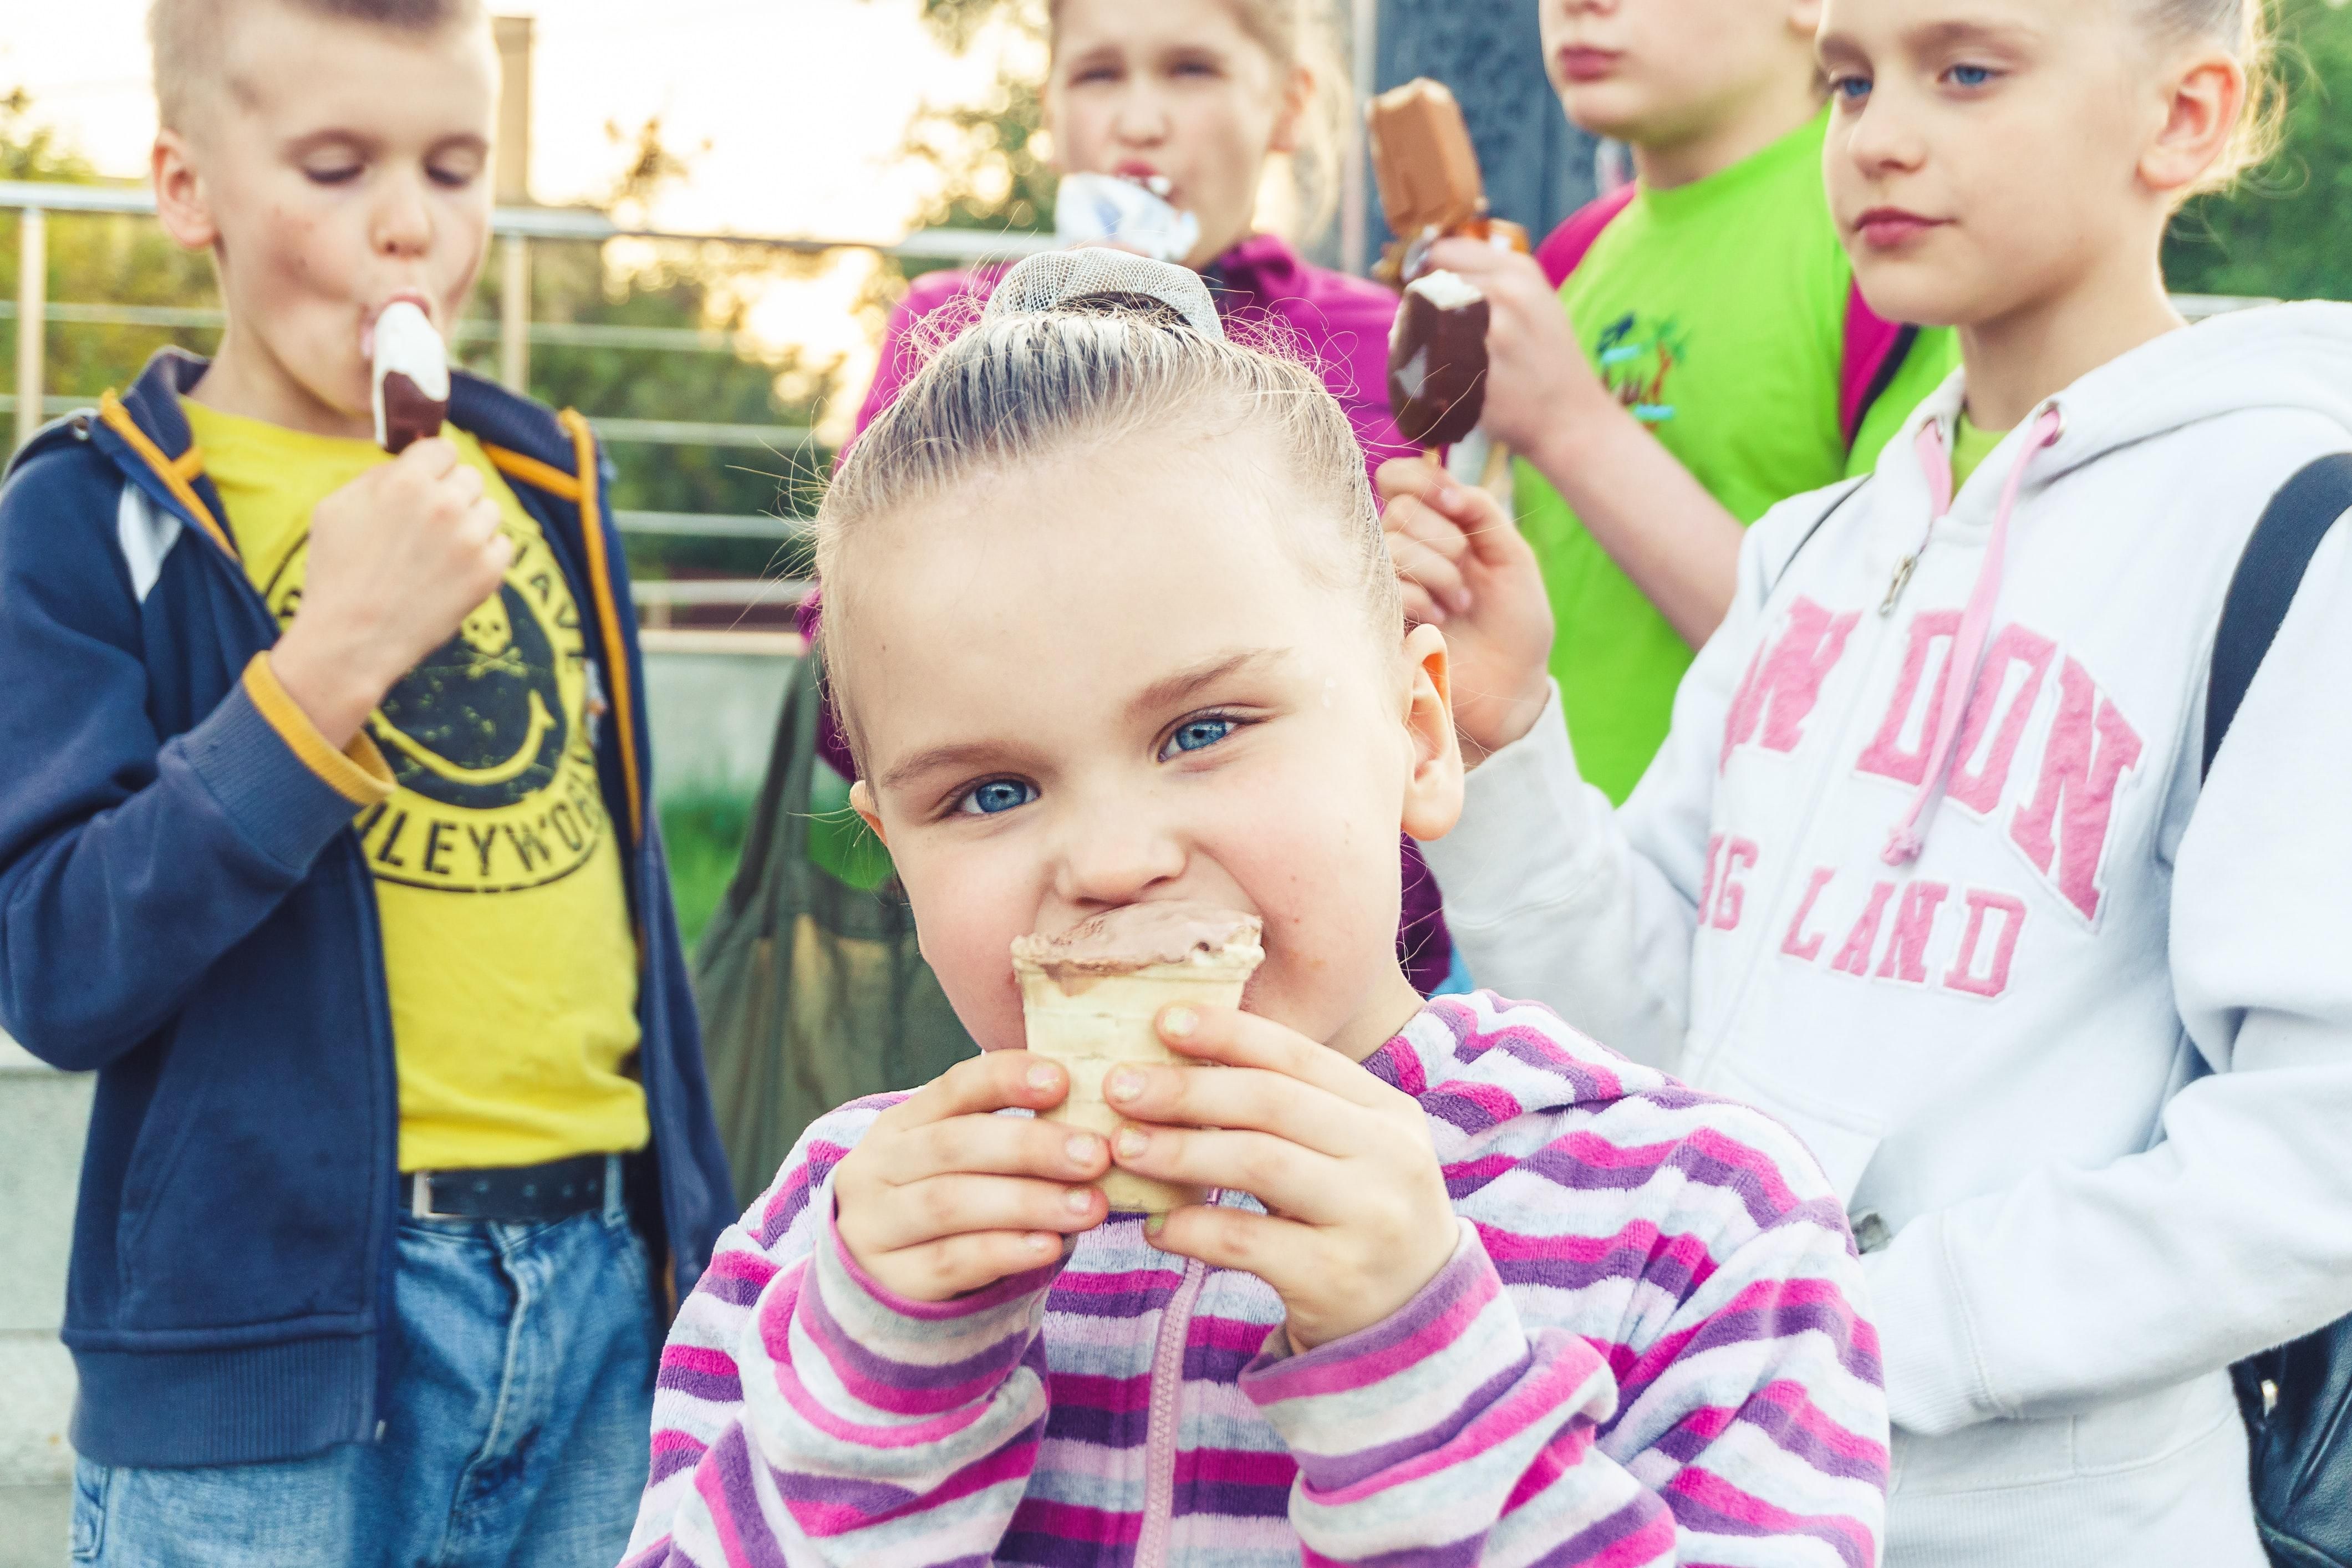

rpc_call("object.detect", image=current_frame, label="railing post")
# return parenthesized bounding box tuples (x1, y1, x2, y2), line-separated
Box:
(499, 233, 531, 393)
(15, 205, 45, 453)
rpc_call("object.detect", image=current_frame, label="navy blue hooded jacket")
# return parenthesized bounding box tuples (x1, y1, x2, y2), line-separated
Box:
(0, 350, 734, 1468)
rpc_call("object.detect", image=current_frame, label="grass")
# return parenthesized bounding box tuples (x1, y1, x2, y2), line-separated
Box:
(660, 788, 754, 954)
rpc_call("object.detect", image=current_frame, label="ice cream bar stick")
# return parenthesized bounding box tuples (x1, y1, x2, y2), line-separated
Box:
(1480, 440, 1513, 492)
(1423, 445, 1443, 465)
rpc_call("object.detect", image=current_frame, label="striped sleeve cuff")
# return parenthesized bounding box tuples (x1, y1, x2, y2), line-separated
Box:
(778, 1194, 1063, 1422)
(168, 654, 393, 875)
(240, 654, 395, 807)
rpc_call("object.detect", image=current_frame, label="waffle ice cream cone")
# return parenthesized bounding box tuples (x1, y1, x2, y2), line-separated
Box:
(1012, 904, 1265, 1215)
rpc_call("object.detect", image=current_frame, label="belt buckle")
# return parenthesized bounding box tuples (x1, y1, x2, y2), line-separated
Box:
(411, 1171, 467, 1221)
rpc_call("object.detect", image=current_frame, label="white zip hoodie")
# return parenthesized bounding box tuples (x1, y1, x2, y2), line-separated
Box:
(1424, 303, 2352, 1567)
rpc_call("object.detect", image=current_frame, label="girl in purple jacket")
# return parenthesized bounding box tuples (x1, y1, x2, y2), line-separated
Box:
(813, 0, 1453, 987)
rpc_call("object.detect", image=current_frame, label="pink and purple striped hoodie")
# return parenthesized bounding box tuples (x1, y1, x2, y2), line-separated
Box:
(622, 992, 1887, 1567)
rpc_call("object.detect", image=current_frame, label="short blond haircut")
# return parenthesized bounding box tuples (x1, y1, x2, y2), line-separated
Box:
(148, 0, 485, 131)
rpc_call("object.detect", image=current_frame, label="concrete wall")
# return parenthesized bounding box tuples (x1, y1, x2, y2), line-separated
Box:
(641, 631, 799, 805)
(0, 1031, 87, 1565)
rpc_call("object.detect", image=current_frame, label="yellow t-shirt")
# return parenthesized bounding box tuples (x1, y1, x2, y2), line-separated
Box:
(184, 400, 648, 1172)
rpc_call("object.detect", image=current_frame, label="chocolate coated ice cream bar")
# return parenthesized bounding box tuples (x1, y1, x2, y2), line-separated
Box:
(1387, 269, 1490, 450)
(370, 300, 450, 455)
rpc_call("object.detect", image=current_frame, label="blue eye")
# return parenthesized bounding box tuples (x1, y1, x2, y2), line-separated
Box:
(1830, 74, 1872, 104)
(1947, 64, 1994, 88)
(1161, 716, 1237, 760)
(956, 779, 1036, 816)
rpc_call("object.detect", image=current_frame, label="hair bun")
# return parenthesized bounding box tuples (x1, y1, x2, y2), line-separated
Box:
(982, 248, 1225, 340)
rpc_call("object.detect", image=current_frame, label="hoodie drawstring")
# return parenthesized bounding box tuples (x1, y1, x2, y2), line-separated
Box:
(1883, 405, 2064, 868)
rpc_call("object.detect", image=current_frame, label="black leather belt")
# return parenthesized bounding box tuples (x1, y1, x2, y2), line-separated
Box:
(403, 1153, 617, 1224)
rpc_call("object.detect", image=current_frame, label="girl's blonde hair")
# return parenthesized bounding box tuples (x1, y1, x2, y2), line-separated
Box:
(2141, 0, 2284, 194)
(1047, 0, 1353, 244)
(815, 251, 1396, 761)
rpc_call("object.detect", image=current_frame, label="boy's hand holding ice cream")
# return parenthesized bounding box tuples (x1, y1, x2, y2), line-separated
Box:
(264, 299, 508, 749)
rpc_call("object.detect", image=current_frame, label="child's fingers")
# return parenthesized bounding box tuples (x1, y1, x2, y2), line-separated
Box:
(860, 1173, 1106, 1254)
(1111, 1123, 1347, 1223)
(1387, 532, 1469, 617)
(1158, 1005, 1393, 1109)
(1106, 1062, 1359, 1160)
(1398, 579, 1445, 628)
(879, 1229, 1068, 1303)
(1374, 454, 1449, 507)
(1384, 493, 1472, 562)
(895, 1112, 1111, 1188)
(885, 1050, 1070, 1134)
(1146, 1204, 1315, 1291)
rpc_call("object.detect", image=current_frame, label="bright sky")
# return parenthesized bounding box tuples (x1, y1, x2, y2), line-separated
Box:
(1, 0, 1021, 417)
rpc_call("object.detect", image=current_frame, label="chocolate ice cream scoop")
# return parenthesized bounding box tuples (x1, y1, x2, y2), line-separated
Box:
(1387, 269, 1490, 450)
(370, 300, 450, 455)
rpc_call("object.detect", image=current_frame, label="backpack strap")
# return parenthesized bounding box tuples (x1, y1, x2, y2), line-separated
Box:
(2204, 453, 2352, 777)
(1536, 184, 1639, 290)
(1839, 286, 1921, 451)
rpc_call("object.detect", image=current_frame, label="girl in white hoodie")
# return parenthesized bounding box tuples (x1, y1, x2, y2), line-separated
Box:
(1377, 0, 2352, 1562)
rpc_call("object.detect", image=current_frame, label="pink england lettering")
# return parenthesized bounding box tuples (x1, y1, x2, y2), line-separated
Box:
(1698, 833, 1723, 922)
(1712, 838, 1759, 931)
(2009, 657, 2144, 923)
(1781, 867, 1837, 961)
(1720, 597, 1860, 773)
(1855, 611, 1959, 786)
(1875, 880, 1951, 984)
(1943, 889, 2029, 998)
(1945, 626, 2058, 813)
(1830, 882, 1896, 976)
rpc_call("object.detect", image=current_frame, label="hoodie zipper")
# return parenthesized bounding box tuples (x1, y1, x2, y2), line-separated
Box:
(1136, 1253, 1206, 1568)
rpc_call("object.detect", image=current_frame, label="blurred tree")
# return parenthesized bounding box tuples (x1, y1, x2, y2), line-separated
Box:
(1, 89, 223, 405)
(2165, 0, 2352, 299)
(887, 0, 1055, 288)
(1, 99, 827, 577)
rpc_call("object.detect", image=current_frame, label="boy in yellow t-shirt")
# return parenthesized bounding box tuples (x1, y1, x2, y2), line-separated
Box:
(0, 1, 732, 1561)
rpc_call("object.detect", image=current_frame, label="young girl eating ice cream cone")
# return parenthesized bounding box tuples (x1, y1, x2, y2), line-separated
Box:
(622, 250, 1886, 1568)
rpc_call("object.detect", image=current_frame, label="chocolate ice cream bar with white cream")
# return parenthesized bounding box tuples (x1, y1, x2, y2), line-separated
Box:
(1387, 268, 1491, 450)
(370, 300, 450, 455)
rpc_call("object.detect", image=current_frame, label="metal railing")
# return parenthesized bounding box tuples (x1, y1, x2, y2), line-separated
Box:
(2, 178, 1052, 592)
(4, 179, 2283, 621)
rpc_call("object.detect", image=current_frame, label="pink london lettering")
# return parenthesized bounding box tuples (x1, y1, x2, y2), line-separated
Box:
(2009, 657, 2144, 922)
(1946, 627, 2059, 813)
(1855, 612, 1959, 786)
(1720, 597, 1861, 773)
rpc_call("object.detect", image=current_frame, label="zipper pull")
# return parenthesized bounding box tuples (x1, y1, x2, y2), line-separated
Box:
(1880, 554, 1917, 617)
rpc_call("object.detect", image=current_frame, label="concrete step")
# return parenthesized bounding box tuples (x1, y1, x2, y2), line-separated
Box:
(0, 1483, 68, 1568)
(0, 1030, 88, 1563)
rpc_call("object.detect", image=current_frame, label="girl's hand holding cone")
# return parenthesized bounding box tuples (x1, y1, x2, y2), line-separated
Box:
(1102, 1005, 1459, 1352)
(833, 1052, 1113, 1302)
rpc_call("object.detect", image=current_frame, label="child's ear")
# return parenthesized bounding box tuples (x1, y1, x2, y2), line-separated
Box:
(849, 779, 889, 847)
(1267, 62, 1314, 157)
(2142, 48, 2245, 198)
(151, 131, 218, 253)
(1399, 623, 1464, 843)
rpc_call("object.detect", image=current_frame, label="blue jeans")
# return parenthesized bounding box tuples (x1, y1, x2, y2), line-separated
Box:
(70, 1162, 658, 1568)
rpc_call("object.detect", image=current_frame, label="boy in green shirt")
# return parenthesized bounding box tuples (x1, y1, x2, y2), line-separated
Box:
(1381, 0, 1956, 802)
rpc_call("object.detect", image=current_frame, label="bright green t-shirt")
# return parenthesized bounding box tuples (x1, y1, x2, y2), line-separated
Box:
(1951, 414, 2005, 492)
(1516, 113, 1959, 803)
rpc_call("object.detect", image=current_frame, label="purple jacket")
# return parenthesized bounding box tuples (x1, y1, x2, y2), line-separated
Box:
(811, 235, 1453, 990)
